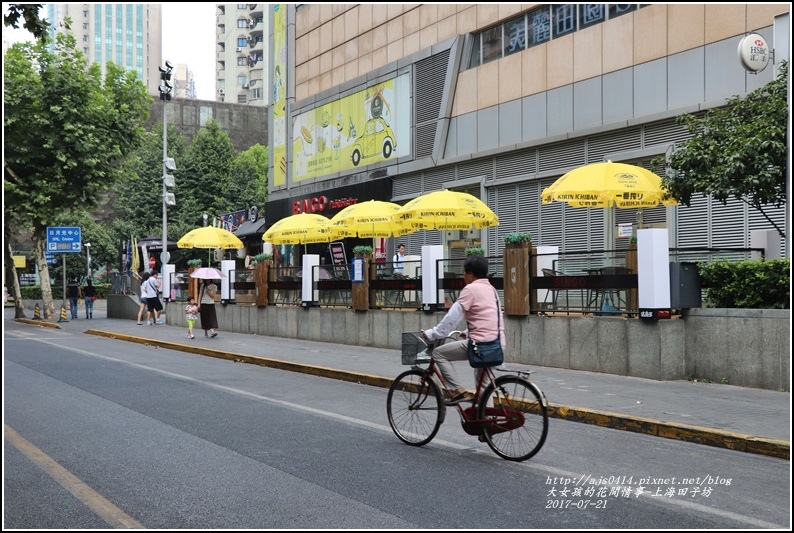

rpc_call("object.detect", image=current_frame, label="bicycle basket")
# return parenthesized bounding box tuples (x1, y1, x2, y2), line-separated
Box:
(401, 332, 430, 365)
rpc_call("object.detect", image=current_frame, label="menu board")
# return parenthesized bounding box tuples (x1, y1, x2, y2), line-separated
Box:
(329, 242, 349, 279)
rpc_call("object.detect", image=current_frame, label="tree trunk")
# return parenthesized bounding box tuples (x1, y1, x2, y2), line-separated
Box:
(33, 236, 56, 319)
(4, 226, 26, 318)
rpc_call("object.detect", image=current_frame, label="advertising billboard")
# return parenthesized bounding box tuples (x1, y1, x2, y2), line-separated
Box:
(292, 73, 410, 182)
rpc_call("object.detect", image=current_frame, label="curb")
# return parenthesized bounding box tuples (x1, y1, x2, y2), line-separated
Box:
(84, 329, 789, 460)
(15, 318, 61, 329)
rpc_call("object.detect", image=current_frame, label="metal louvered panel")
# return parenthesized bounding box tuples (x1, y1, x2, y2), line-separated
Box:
(675, 194, 710, 248)
(458, 159, 492, 182)
(538, 177, 563, 247)
(538, 139, 586, 172)
(415, 50, 449, 124)
(517, 181, 541, 240)
(415, 123, 436, 159)
(494, 148, 537, 181)
(643, 118, 693, 146)
(747, 197, 786, 251)
(563, 204, 592, 252)
(424, 166, 455, 192)
(587, 127, 642, 163)
(494, 185, 518, 249)
(393, 173, 423, 198)
(710, 196, 747, 248)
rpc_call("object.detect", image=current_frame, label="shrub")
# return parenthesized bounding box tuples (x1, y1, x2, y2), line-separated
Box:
(187, 259, 203, 268)
(504, 232, 532, 245)
(698, 258, 789, 309)
(252, 253, 273, 266)
(465, 247, 485, 256)
(352, 245, 373, 256)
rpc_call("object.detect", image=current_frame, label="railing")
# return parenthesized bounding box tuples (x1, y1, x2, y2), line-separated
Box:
(146, 246, 763, 316)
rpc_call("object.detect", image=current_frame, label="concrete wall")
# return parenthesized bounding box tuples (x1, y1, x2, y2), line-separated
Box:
(104, 295, 789, 392)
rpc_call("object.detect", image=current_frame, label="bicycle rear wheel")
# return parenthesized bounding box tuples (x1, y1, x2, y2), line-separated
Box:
(478, 376, 548, 461)
(387, 369, 444, 446)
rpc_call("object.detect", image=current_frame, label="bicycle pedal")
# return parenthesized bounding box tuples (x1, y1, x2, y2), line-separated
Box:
(478, 434, 487, 443)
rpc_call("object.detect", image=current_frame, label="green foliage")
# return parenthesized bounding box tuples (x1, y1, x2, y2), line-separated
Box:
(187, 259, 203, 268)
(4, 30, 150, 314)
(21, 283, 110, 301)
(225, 144, 269, 214)
(183, 119, 237, 215)
(629, 234, 637, 245)
(4, 4, 50, 42)
(698, 258, 790, 309)
(251, 253, 273, 266)
(465, 247, 485, 256)
(353, 245, 373, 256)
(654, 61, 788, 237)
(504, 232, 532, 245)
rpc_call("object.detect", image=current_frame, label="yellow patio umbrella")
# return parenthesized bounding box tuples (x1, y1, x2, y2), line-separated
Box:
(541, 160, 678, 246)
(177, 226, 245, 249)
(330, 200, 415, 238)
(541, 161, 678, 209)
(263, 212, 337, 244)
(393, 189, 499, 231)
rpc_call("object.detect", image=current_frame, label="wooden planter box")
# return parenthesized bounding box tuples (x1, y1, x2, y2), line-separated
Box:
(187, 267, 200, 302)
(352, 254, 371, 311)
(503, 242, 534, 316)
(625, 244, 638, 311)
(255, 261, 270, 307)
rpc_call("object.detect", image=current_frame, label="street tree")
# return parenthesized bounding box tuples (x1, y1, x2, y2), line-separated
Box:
(222, 144, 269, 215)
(3, 3, 49, 42)
(655, 61, 788, 238)
(182, 119, 237, 217)
(3, 30, 150, 318)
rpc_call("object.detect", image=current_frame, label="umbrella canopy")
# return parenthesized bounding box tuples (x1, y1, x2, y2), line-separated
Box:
(177, 226, 245, 249)
(189, 267, 225, 279)
(541, 161, 678, 208)
(330, 200, 415, 238)
(263, 213, 336, 244)
(394, 190, 499, 231)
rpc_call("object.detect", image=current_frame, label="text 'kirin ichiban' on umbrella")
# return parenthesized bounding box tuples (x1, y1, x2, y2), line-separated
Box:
(541, 161, 678, 209)
(330, 200, 415, 238)
(393, 189, 499, 231)
(177, 226, 245, 249)
(189, 267, 225, 280)
(262, 212, 336, 244)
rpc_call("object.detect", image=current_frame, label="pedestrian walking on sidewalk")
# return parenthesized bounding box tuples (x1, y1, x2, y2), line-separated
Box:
(198, 279, 219, 338)
(144, 271, 164, 325)
(82, 279, 97, 319)
(66, 277, 81, 319)
(185, 296, 198, 339)
(136, 272, 149, 325)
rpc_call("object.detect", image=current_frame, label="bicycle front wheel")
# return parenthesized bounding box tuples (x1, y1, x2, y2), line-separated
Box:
(478, 376, 548, 461)
(387, 369, 444, 446)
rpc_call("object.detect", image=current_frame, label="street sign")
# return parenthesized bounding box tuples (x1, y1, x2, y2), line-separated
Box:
(45, 251, 57, 265)
(46, 226, 82, 252)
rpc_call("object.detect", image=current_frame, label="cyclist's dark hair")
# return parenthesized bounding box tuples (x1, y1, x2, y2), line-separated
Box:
(463, 255, 488, 278)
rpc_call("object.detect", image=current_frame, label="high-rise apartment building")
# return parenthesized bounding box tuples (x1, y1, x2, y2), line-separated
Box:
(173, 63, 197, 100)
(215, 4, 268, 106)
(46, 4, 163, 95)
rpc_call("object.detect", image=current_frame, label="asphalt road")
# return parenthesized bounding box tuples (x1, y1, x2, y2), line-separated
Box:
(4, 322, 791, 529)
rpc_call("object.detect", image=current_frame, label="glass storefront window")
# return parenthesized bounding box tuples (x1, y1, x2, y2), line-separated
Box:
(579, 4, 606, 29)
(552, 4, 577, 39)
(528, 6, 551, 48)
(481, 26, 502, 64)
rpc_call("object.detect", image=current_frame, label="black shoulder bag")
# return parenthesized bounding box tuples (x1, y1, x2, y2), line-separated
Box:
(467, 288, 504, 368)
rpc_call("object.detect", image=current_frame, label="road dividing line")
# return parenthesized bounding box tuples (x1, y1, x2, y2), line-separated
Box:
(4, 424, 144, 529)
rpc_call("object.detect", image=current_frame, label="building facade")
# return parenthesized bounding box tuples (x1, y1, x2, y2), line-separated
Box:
(266, 4, 790, 265)
(215, 3, 268, 106)
(46, 3, 163, 95)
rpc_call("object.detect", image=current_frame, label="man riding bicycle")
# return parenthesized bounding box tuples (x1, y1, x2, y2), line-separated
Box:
(422, 255, 504, 405)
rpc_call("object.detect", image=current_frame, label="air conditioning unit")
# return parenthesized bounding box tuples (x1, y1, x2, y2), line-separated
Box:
(218, 88, 225, 95)
(242, 82, 249, 89)
(236, 47, 242, 53)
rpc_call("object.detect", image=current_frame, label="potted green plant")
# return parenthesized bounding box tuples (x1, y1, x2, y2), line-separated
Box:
(251, 253, 273, 266)
(464, 246, 485, 256)
(187, 259, 203, 268)
(352, 245, 373, 257)
(504, 232, 532, 247)
(629, 234, 638, 245)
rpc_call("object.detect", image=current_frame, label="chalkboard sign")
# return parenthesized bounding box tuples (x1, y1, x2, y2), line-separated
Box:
(329, 242, 349, 279)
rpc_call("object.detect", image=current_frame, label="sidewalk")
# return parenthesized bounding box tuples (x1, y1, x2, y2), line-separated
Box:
(8, 303, 790, 459)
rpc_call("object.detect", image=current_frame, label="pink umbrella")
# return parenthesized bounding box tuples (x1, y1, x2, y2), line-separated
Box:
(189, 267, 225, 280)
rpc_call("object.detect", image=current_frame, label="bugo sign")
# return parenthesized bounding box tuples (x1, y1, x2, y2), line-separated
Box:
(292, 196, 358, 214)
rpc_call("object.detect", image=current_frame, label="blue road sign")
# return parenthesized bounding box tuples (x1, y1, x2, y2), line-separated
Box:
(45, 251, 57, 265)
(46, 226, 82, 252)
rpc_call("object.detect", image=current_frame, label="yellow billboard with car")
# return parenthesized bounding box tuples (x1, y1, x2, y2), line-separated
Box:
(293, 73, 410, 182)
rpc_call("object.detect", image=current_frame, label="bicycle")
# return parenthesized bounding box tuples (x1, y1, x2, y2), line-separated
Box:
(387, 331, 549, 462)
